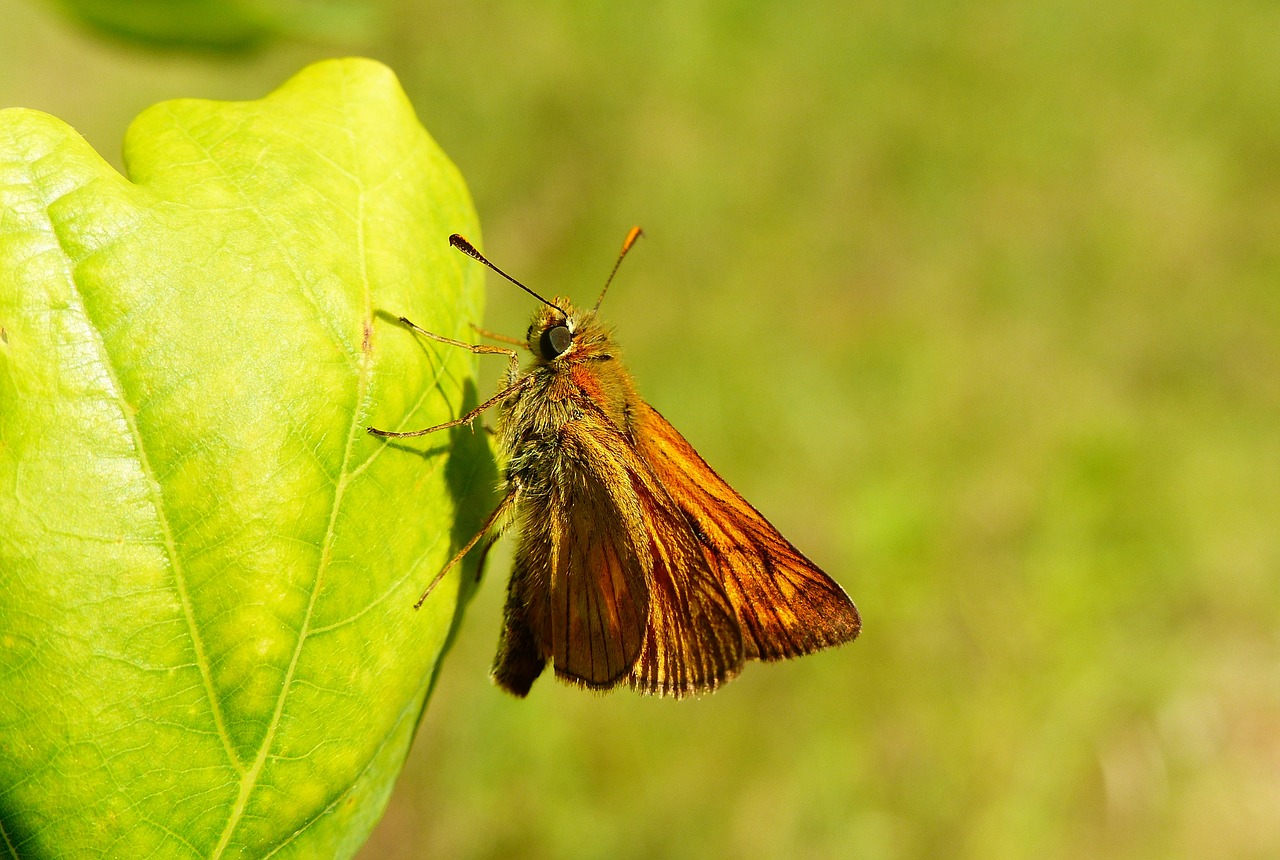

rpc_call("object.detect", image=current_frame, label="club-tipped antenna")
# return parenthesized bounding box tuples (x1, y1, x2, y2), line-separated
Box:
(594, 226, 644, 311)
(449, 234, 566, 317)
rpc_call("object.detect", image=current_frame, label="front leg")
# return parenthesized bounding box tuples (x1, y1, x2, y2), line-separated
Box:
(412, 484, 520, 609)
(366, 316, 526, 438)
(399, 316, 521, 385)
(367, 375, 530, 438)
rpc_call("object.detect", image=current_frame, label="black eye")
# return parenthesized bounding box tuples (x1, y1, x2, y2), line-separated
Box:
(539, 324, 572, 359)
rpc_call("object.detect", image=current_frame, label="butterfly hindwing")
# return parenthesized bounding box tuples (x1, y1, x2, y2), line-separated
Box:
(491, 551, 548, 697)
(543, 418, 651, 690)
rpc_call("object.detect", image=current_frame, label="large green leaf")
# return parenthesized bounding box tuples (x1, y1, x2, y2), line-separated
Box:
(0, 58, 495, 858)
(47, 0, 376, 50)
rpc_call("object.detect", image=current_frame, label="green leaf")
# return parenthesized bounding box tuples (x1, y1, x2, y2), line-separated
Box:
(0, 58, 495, 858)
(47, 0, 376, 51)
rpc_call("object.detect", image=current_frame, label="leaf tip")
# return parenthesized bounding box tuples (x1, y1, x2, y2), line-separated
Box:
(283, 56, 403, 102)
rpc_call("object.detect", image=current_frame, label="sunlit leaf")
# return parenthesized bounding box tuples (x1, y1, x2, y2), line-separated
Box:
(0, 57, 495, 858)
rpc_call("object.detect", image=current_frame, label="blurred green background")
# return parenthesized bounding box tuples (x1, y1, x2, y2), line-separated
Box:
(4, 1, 1278, 858)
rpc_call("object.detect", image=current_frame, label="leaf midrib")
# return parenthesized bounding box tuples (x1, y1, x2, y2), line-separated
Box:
(209, 79, 377, 852)
(33, 172, 245, 778)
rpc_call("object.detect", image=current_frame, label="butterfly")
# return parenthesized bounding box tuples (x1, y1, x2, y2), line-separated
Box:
(369, 229, 860, 697)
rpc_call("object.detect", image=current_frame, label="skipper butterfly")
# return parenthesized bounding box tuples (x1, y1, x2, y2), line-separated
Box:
(369, 229, 860, 697)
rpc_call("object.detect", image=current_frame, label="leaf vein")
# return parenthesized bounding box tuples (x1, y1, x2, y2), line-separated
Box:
(209, 134, 377, 855)
(160, 104, 360, 372)
(29, 173, 244, 775)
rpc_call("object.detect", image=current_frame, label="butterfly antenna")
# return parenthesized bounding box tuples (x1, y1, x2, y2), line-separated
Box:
(449, 234, 566, 316)
(594, 226, 644, 311)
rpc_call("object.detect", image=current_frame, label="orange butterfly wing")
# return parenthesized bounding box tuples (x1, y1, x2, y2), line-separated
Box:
(633, 402, 861, 661)
(624, 471, 746, 696)
(549, 425, 650, 689)
(556, 418, 744, 695)
(528, 418, 652, 691)
(492, 400, 857, 698)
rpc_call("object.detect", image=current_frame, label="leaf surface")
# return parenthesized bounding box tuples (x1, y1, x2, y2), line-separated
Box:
(0, 57, 494, 859)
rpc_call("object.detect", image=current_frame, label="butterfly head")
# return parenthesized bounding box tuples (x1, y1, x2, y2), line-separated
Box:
(526, 296, 613, 365)
(446, 230, 630, 367)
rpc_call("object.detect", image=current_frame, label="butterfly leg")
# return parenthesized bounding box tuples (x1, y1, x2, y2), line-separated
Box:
(398, 315, 521, 384)
(471, 323, 528, 350)
(366, 317, 527, 438)
(367, 374, 530, 439)
(413, 486, 519, 609)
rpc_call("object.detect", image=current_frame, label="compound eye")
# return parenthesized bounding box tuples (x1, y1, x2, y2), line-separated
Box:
(540, 324, 572, 359)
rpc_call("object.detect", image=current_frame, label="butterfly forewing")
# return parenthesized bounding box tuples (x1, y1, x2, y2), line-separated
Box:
(626, 477, 746, 696)
(633, 402, 861, 660)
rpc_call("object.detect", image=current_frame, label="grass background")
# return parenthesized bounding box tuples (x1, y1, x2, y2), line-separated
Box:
(3, 1, 1277, 858)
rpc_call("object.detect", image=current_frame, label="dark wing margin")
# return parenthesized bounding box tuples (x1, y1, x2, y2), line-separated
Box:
(633, 402, 861, 661)
(491, 544, 550, 697)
